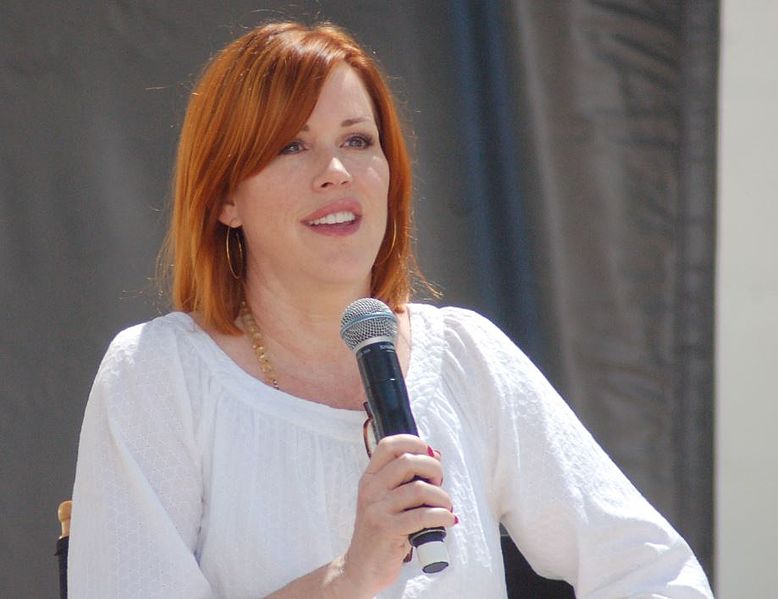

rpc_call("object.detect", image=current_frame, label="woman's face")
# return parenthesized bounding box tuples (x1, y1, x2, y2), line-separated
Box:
(220, 64, 390, 297)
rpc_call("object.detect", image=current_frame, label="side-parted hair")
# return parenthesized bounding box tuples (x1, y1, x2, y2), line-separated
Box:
(161, 21, 421, 334)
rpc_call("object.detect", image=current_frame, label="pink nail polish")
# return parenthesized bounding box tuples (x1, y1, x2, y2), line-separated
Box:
(427, 445, 435, 457)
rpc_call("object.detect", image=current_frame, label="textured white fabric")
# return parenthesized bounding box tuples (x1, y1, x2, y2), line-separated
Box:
(69, 304, 713, 598)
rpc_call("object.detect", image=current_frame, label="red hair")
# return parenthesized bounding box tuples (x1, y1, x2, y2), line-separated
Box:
(160, 22, 422, 334)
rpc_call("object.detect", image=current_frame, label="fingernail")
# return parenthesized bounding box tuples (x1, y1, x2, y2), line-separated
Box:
(433, 449, 442, 459)
(453, 515, 460, 525)
(427, 445, 435, 457)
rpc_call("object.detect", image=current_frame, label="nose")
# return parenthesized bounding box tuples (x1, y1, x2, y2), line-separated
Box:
(314, 154, 352, 189)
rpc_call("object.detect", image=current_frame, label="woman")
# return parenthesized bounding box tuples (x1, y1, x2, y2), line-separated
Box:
(69, 21, 713, 598)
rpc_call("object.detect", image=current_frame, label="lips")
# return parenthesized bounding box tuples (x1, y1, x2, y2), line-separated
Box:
(302, 199, 363, 235)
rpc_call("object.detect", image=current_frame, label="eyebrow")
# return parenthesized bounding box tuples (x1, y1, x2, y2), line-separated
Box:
(300, 116, 374, 131)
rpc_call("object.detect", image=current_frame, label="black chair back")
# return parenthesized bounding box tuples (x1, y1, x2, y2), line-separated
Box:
(501, 535, 575, 598)
(56, 501, 71, 599)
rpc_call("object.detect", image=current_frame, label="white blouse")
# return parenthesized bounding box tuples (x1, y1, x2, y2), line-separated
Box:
(69, 304, 713, 598)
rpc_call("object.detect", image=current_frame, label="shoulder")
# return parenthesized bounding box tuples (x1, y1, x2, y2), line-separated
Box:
(97, 312, 201, 380)
(408, 302, 486, 333)
(79, 315, 206, 490)
(408, 302, 552, 407)
(107, 312, 196, 352)
(87, 312, 212, 429)
(408, 302, 529, 364)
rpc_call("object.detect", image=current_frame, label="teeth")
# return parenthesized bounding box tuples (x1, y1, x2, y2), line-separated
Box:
(308, 211, 356, 226)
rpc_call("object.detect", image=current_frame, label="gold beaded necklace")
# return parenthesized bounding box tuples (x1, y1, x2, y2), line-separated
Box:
(239, 300, 280, 390)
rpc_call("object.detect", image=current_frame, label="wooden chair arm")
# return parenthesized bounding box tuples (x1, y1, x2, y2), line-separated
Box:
(58, 500, 72, 539)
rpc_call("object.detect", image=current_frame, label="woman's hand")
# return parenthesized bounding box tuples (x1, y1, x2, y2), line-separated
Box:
(340, 434, 457, 597)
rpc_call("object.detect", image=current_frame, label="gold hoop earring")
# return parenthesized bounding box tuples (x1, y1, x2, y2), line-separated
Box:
(225, 225, 244, 280)
(375, 220, 398, 267)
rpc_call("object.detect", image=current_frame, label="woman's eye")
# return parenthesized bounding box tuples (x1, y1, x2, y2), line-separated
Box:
(344, 134, 374, 149)
(280, 140, 305, 155)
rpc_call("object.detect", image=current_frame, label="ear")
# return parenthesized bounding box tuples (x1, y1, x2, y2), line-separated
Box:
(217, 196, 241, 227)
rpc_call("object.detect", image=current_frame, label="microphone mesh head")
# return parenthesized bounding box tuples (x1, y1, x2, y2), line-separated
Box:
(340, 298, 398, 351)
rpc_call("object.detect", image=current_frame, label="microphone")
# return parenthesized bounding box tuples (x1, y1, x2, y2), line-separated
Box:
(340, 298, 449, 574)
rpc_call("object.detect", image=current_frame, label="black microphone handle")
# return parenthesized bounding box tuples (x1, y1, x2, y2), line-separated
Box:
(355, 340, 449, 574)
(356, 341, 417, 438)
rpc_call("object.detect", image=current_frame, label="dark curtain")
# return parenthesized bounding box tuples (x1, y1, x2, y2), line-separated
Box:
(0, 1, 716, 596)
(436, 0, 716, 584)
(497, 0, 718, 577)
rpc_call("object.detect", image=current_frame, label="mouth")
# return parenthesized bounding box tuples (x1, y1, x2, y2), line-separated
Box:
(305, 211, 357, 226)
(302, 200, 363, 237)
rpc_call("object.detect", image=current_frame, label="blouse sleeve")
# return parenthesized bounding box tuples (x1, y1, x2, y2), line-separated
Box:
(68, 319, 214, 599)
(440, 308, 713, 599)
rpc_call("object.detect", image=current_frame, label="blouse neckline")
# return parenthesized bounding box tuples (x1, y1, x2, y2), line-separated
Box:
(163, 304, 431, 433)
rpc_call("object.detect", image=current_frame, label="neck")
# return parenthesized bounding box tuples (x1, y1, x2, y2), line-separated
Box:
(239, 274, 375, 409)
(242, 271, 370, 366)
(225, 271, 410, 411)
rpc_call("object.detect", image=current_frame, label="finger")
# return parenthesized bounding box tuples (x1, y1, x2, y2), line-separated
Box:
(378, 452, 445, 489)
(364, 435, 435, 474)
(359, 492, 456, 541)
(392, 505, 459, 537)
(384, 479, 453, 514)
(359, 451, 444, 504)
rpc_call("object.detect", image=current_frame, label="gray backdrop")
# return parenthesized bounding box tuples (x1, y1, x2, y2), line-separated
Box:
(0, 1, 716, 596)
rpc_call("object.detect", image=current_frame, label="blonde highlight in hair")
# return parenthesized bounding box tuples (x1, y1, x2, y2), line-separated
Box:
(159, 22, 424, 334)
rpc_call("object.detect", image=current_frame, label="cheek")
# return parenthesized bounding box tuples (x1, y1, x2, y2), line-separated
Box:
(235, 174, 292, 216)
(366, 156, 391, 197)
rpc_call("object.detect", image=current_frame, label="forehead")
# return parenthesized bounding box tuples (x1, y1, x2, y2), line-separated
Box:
(308, 64, 376, 122)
